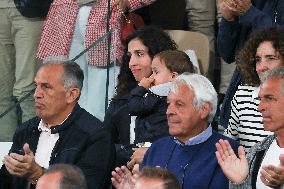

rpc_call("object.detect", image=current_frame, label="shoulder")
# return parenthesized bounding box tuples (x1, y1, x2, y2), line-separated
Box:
(147, 136, 174, 152)
(75, 108, 103, 131)
(72, 108, 110, 142)
(234, 85, 257, 96)
(232, 85, 259, 106)
(15, 117, 41, 134)
(106, 96, 129, 115)
(151, 136, 173, 146)
(211, 131, 239, 149)
(251, 135, 275, 151)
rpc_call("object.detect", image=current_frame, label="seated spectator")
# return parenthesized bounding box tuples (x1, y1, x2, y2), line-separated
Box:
(0, 61, 115, 189)
(37, 0, 156, 121)
(217, 0, 284, 129)
(135, 167, 181, 189)
(216, 67, 284, 189)
(36, 164, 87, 189)
(103, 26, 177, 167)
(225, 28, 284, 151)
(127, 50, 195, 167)
(112, 73, 239, 188)
(111, 166, 181, 189)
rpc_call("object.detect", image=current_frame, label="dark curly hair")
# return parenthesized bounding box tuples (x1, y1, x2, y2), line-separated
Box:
(115, 26, 177, 97)
(237, 27, 284, 86)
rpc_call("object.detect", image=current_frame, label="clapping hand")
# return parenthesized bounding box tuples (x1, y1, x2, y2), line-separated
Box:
(215, 139, 249, 184)
(260, 154, 284, 188)
(3, 143, 44, 183)
(111, 165, 138, 189)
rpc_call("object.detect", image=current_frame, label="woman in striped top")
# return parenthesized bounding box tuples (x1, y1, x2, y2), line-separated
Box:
(224, 28, 284, 151)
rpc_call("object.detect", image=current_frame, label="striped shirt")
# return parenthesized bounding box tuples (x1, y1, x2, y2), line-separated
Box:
(224, 85, 273, 151)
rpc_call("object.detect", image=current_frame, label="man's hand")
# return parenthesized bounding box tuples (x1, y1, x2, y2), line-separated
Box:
(113, 0, 130, 13)
(260, 154, 284, 188)
(218, 0, 237, 21)
(215, 139, 249, 184)
(138, 77, 154, 89)
(230, 0, 252, 16)
(3, 143, 44, 183)
(127, 147, 148, 169)
(111, 166, 136, 189)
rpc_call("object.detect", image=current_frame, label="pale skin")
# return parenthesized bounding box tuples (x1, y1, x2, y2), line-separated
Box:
(128, 57, 178, 168)
(36, 172, 62, 189)
(218, 0, 252, 21)
(127, 147, 148, 169)
(215, 139, 284, 187)
(3, 64, 80, 184)
(3, 143, 44, 183)
(113, 0, 130, 13)
(113, 83, 212, 187)
(216, 78, 284, 187)
(111, 165, 138, 189)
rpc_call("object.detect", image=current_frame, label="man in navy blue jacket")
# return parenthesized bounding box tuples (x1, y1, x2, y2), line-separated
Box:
(217, 0, 284, 128)
(112, 73, 238, 189)
(0, 61, 115, 189)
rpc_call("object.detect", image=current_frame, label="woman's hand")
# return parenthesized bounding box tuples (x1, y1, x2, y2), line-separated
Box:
(113, 0, 130, 13)
(127, 147, 149, 169)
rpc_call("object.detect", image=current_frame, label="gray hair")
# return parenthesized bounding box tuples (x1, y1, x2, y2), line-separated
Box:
(262, 66, 284, 94)
(42, 60, 84, 90)
(45, 164, 87, 189)
(171, 73, 217, 123)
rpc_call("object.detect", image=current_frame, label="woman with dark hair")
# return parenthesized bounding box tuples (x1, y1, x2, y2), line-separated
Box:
(103, 26, 177, 167)
(224, 28, 284, 151)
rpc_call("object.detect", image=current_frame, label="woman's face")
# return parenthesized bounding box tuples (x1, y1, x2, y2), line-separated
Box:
(128, 38, 153, 82)
(256, 41, 283, 81)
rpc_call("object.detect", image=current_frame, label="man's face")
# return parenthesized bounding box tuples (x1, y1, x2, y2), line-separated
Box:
(134, 177, 165, 189)
(34, 65, 70, 124)
(166, 84, 208, 143)
(36, 172, 61, 189)
(258, 78, 284, 134)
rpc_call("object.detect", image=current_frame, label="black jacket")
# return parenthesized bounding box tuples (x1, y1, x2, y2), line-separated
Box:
(104, 86, 169, 167)
(128, 86, 169, 143)
(104, 94, 133, 167)
(0, 103, 115, 189)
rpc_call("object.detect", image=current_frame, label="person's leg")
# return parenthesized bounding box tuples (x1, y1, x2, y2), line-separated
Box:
(12, 8, 43, 123)
(0, 7, 18, 141)
(68, 6, 118, 121)
(87, 66, 118, 121)
(185, 0, 216, 51)
(185, 0, 216, 80)
(219, 59, 236, 94)
(68, 6, 90, 111)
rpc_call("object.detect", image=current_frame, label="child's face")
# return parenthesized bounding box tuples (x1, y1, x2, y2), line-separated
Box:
(151, 57, 175, 86)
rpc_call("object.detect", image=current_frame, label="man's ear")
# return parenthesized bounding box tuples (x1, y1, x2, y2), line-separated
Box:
(199, 102, 212, 120)
(66, 88, 80, 104)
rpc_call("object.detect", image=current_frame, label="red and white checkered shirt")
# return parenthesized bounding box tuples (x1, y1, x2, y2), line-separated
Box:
(37, 0, 155, 66)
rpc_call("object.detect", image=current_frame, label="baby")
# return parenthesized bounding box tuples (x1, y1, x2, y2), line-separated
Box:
(128, 50, 195, 145)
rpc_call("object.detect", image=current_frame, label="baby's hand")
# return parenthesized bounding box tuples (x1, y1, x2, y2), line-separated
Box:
(138, 77, 154, 89)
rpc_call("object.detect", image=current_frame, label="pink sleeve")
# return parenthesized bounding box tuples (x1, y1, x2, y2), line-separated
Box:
(128, 0, 156, 11)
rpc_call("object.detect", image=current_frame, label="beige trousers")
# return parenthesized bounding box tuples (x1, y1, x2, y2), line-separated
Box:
(0, 5, 42, 141)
